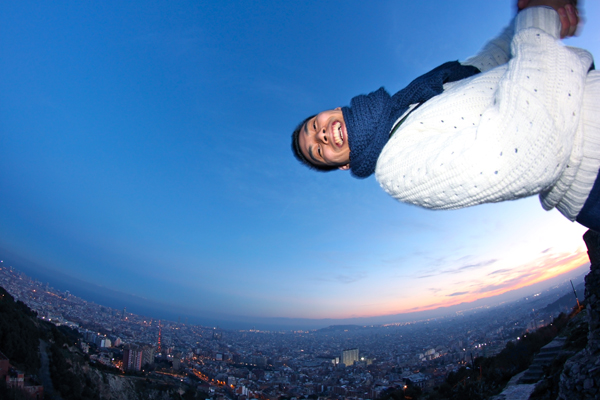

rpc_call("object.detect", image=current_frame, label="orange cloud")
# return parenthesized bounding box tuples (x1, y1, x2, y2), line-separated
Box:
(378, 249, 589, 316)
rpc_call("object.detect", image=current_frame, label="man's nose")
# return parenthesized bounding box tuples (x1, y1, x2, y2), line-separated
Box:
(319, 127, 328, 143)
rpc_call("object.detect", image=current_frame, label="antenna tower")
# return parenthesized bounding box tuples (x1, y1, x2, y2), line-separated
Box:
(157, 320, 162, 353)
(571, 280, 582, 309)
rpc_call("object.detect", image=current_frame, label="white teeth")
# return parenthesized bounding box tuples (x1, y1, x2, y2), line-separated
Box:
(333, 122, 343, 146)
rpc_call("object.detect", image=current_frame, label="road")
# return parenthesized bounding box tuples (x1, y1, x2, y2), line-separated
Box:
(38, 339, 63, 400)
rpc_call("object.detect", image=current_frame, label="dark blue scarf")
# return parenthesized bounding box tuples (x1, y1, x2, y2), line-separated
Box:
(342, 61, 480, 178)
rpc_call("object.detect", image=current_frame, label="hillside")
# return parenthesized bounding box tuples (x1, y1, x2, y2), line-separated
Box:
(0, 286, 202, 400)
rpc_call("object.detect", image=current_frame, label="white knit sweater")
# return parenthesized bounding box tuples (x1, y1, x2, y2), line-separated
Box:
(375, 7, 600, 221)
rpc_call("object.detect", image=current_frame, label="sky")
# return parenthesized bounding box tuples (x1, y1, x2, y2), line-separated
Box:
(1, 1, 598, 329)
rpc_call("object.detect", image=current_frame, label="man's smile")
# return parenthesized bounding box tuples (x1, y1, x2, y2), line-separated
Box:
(332, 121, 345, 148)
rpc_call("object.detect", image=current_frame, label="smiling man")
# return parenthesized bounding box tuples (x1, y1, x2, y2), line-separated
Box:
(291, 0, 600, 232)
(297, 108, 350, 171)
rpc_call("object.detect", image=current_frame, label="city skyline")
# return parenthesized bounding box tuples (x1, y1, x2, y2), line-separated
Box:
(4, 258, 583, 399)
(1, 1, 599, 325)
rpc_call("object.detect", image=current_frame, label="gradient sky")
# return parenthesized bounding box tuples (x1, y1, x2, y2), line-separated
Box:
(1, 1, 598, 326)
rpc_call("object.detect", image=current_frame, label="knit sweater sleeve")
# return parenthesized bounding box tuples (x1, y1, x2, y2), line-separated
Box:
(375, 7, 593, 211)
(462, 22, 514, 72)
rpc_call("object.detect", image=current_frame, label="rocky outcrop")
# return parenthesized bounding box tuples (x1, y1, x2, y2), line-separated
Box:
(88, 367, 181, 400)
(82, 366, 137, 400)
(558, 230, 600, 399)
(72, 362, 180, 400)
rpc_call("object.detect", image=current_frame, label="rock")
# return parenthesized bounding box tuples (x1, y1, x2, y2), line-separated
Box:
(583, 230, 600, 264)
(557, 230, 600, 399)
(77, 362, 180, 400)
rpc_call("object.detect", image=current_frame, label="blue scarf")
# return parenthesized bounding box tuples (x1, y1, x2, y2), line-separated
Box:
(342, 61, 480, 178)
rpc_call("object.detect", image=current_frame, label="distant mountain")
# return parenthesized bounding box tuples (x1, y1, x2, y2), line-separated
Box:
(212, 264, 589, 330)
(316, 325, 364, 332)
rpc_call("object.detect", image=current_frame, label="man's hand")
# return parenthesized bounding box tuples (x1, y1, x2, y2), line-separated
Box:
(517, 0, 580, 38)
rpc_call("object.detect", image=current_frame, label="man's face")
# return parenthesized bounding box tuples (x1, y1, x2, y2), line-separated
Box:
(298, 108, 350, 170)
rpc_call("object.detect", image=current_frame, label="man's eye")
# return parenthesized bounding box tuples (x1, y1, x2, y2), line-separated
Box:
(313, 120, 317, 132)
(317, 147, 322, 157)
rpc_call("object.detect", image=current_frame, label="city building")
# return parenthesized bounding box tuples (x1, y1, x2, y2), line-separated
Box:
(141, 345, 155, 368)
(342, 348, 359, 367)
(123, 346, 143, 371)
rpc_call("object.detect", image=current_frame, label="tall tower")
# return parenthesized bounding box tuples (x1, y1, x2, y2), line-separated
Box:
(342, 348, 359, 367)
(157, 320, 162, 353)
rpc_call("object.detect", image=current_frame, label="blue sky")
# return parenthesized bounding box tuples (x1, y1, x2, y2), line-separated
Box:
(1, 1, 598, 327)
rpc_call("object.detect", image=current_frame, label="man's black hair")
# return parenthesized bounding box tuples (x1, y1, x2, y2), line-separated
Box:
(291, 115, 337, 172)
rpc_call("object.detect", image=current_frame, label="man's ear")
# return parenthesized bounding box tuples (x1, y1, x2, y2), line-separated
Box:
(338, 164, 350, 171)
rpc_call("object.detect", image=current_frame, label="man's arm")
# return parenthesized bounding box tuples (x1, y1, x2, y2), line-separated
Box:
(461, 25, 514, 73)
(518, 0, 579, 38)
(375, 6, 593, 212)
(462, 0, 580, 73)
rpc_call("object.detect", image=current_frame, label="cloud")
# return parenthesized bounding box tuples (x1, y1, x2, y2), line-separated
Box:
(457, 259, 498, 271)
(541, 248, 552, 254)
(390, 249, 589, 317)
(488, 269, 512, 276)
(447, 291, 469, 297)
(445, 250, 589, 302)
(474, 271, 538, 294)
(417, 258, 497, 278)
(474, 283, 513, 294)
